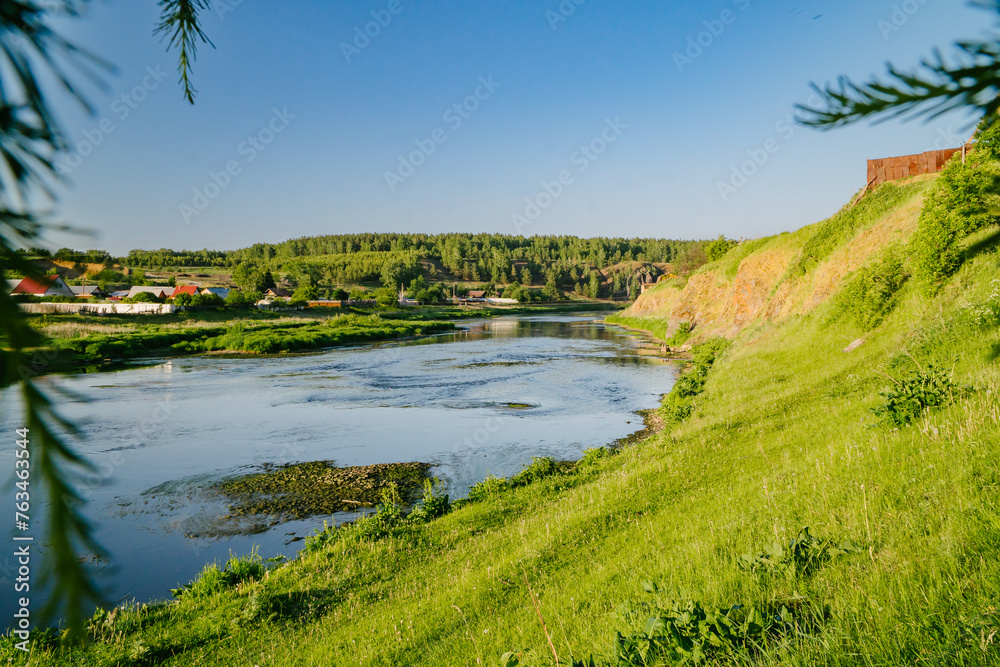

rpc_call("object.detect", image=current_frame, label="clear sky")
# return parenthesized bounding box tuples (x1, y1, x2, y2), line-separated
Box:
(44, 0, 989, 255)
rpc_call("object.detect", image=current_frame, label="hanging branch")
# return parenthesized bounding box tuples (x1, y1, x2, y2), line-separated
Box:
(155, 0, 214, 104)
(797, 1, 1000, 128)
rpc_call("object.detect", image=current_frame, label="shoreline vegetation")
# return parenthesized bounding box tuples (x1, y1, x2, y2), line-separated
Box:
(16, 302, 622, 376)
(6, 172, 1000, 664)
(200, 401, 672, 539)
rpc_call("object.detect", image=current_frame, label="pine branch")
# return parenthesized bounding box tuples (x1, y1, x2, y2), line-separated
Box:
(798, 1, 1000, 128)
(155, 0, 214, 104)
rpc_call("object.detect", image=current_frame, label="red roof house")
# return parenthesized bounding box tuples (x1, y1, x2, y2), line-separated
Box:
(171, 285, 199, 299)
(9, 275, 74, 297)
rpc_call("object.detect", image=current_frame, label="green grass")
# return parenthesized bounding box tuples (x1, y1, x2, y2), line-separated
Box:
(6, 193, 1000, 665)
(605, 314, 671, 341)
(34, 313, 455, 369)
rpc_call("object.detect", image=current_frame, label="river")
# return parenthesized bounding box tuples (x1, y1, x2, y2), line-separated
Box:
(0, 313, 674, 620)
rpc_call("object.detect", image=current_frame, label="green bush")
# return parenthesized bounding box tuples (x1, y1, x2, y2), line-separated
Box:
(839, 249, 909, 329)
(465, 474, 508, 502)
(171, 549, 265, 599)
(871, 364, 968, 427)
(666, 321, 692, 347)
(738, 527, 859, 579)
(660, 337, 729, 423)
(704, 235, 737, 262)
(407, 478, 451, 523)
(125, 291, 162, 304)
(510, 456, 559, 487)
(614, 583, 793, 666)
(912, 119, 1000, 290)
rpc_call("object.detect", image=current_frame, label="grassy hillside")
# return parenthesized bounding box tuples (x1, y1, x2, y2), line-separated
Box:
(6, 171, 1000, 665)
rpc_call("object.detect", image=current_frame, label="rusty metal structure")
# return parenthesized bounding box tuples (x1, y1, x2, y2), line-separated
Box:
(866, 144, 971, 187)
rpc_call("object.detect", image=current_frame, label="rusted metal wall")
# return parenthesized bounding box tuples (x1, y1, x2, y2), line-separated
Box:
(866, 145, 969, 186)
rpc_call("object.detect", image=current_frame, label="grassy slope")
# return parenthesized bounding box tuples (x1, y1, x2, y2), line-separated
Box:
(8, 178, 1000, 665)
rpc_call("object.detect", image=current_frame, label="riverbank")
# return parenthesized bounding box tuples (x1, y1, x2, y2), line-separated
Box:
(19, 302, 624, 375)
(21, 313, 454, 374)
(7, 179, 1000, 665)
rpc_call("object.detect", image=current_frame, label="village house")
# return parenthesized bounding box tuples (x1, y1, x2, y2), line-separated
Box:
(125, 286, 173, 300)
(201, 287, 230, 300)
(7, 275, 74, 297)
(170, 285, 199, 299)
(70, 285, 107, 299)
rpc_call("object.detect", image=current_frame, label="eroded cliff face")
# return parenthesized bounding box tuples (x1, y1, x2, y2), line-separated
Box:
(623, 185, 928, 340)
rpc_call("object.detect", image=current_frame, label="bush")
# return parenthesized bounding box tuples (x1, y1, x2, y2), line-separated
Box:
(912, 119, 1000, 290)
(704, 235, 737, 262)
(190, 292, 225, 308)
(226, 289, 261, 308)
(839, 249, 909, 329)
(661, 337, 730, 423)
(407, 478, 450, 523)
(510, 456, 559, 487)
(171, 549, 265, 598)
(125, 291, 161, 304)
(666, 321, 692, 347)
(465, 474, 508, 502)
(871, 364, 968, 427)
(739, 527, 859, 579)
(614, 583, 793, 666)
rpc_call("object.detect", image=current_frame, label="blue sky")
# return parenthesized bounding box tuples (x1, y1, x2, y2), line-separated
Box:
(45, 0, 989, 255)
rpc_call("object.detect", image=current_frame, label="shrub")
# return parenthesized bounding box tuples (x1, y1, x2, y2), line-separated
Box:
(510, 456, 559, 487)
(614, 583, 793, 666)
(739, 527, 859, 579)
(871, 364, 968, 427)
(661, 337, 730, 423)
(407, 478, 451, 523)
(465, 474, 508, 502)
(839, 249, 909, 329)
(172, 549, 265, 598)
(666, 321, 692, 347)
(704, 235, 737, 262)
(125, 291, 161, 304)
(912, 121, 1000, 290)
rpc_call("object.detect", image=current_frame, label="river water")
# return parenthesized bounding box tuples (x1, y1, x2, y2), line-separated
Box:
(0, 314, 673, 620)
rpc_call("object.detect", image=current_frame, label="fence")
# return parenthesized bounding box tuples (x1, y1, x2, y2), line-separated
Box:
(866, 144, 970, 187)
(19, 302, 178, 315)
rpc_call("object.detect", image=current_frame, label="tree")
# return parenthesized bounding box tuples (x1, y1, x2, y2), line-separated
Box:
(292, 283, 318, 301)
(798, 1, 1000, 128)
(705, 235, 737, 262)
(232, 263, 265, 292)
(588, 272, 602, 299)
(126, 291, 161, 303)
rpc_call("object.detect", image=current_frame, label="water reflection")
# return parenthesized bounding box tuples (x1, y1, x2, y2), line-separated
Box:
(0, 314, 674, 617)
